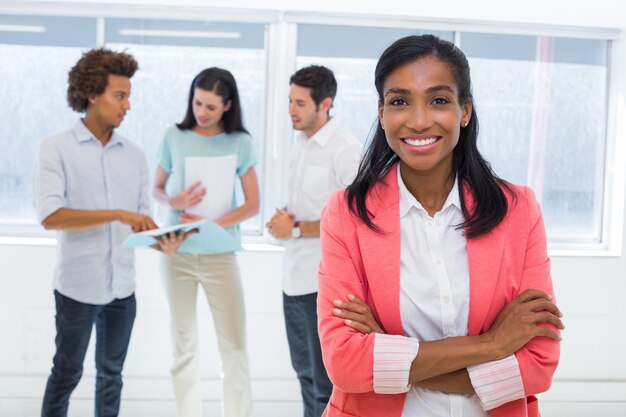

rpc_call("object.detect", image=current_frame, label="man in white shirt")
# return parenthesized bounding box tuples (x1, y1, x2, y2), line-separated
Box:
(266, 65, 362, 417)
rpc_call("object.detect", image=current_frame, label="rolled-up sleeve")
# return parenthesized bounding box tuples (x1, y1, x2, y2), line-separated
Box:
(373, 333, 419, 394)
(467, 354, 525, 410)
(33, 139, 65, 222)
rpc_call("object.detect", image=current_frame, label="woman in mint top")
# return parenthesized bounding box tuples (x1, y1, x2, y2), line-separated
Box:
(153, 67, 259, 417)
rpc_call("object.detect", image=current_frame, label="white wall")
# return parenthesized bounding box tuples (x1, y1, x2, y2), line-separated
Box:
(1, 1, 626, 416)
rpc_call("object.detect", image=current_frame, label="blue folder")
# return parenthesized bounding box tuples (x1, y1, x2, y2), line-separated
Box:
(121, 219, 241, 253)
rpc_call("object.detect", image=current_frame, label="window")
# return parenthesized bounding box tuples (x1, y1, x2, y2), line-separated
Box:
(0, 10, 617, 251)
(0, 15, 96, 224)
(461, 33, 609, 243)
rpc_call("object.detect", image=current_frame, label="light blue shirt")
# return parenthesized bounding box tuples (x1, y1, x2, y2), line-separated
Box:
(157, 125, 256, 253)
(33, 120, 151, 305)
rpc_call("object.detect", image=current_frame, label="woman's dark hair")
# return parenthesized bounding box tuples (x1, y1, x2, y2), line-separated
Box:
(346, 34, 514, 238)
(67, 48, 138, 112)
(177, 67, 248, 134)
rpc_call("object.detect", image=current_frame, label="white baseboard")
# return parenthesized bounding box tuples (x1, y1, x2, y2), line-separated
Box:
(2, 376, 626, 417)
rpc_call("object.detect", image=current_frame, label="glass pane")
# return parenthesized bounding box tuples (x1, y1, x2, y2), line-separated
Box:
(296, 25, 455, 144)
(107, 19, 267, 234)
(462, 32, 608, 242)
(0, 16, 96, 224)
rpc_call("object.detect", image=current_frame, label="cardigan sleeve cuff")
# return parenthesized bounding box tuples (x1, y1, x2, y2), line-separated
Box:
(467, 354, 525, 410)
(372, 333, 419, 394)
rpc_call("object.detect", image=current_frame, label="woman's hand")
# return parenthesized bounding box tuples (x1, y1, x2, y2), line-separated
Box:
(485, 289, 564, 358)
(154, 229, 198, 254)
(179, 212, 203, 224)
(169, 181, 206, 210)
(333, 294, 385, 334)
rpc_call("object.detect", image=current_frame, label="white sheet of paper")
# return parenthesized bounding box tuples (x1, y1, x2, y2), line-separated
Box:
(185, 155, 237, 220)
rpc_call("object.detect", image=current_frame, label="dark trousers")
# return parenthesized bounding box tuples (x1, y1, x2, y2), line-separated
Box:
(283, 292, 333, 417)
(41, 290, 136, 417)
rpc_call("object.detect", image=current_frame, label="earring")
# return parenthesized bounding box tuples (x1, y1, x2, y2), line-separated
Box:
(462, 121, 468, 127)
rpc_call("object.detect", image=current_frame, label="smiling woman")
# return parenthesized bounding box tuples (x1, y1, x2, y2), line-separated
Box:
(317, 34, 562, 417)
(379, 57, 472, 206)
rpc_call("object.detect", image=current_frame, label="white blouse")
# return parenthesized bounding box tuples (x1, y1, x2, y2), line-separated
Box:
(372, 168, 524, 416)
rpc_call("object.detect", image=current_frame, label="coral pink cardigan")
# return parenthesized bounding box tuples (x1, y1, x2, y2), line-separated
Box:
(317, 164, 559, 417)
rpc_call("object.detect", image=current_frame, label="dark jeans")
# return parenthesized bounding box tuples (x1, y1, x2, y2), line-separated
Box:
(41, 290, 136, 417)
(283, 292, 332, 417)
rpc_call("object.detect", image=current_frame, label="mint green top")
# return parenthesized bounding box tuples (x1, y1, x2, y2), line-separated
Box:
(157, 125, 256, 253)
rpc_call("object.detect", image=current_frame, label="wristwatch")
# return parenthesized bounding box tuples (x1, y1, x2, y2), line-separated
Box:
(291, 221, 301, 239)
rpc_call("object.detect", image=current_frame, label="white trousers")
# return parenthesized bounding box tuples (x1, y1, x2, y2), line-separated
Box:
(161, 252, 252, 417)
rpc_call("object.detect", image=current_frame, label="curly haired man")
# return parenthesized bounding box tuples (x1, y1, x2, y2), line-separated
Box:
(33, 48, 157, 417)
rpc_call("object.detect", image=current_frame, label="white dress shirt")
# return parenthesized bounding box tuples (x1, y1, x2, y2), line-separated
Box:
(283, 118, 362, 296)
(371, 167, 524, 416)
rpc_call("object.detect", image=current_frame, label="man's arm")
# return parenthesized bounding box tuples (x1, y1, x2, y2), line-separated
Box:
(33, 137, 158, 233)
(42, 208, 157, 232)
(298, 220, 320, 238)
(266, 209, 319, 240)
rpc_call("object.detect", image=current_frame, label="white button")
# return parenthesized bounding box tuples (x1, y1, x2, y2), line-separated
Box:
(435, 220, 441, 227)
(452, 409, 461, 417)
(442, 296, 450, 304)
(434, 258, 442, 265)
